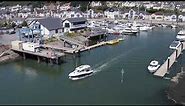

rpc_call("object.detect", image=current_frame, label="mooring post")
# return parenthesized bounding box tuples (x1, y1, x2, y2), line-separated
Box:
(175, 49, 178, 62)
(167, 57, 170, 71)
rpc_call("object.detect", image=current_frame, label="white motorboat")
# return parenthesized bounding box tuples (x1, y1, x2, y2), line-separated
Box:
(171, 24, 177, 29)
(139, 26, 150, 31)
(161, 24, 167, 27)
(169, 40, 181, 50)
(122, 27, 138, 35)
(68, 65, 94, 80)
(147, 60, 160, 73)
(176, 30, 185, 41)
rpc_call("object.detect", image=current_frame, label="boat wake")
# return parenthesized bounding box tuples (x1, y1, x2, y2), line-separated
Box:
(93, 47, 143, 74)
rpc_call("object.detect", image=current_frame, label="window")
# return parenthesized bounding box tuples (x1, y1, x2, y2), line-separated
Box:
(71, 14, 74, 18)
(65, 23, 70, 27)
(55, 29, 58, 33)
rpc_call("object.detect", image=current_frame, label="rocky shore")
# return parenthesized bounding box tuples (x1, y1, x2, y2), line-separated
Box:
(0, 44, 20, 64)
(167, 67, 185, 105)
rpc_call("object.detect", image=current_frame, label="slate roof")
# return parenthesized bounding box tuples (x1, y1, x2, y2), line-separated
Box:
(37, 17, 63, 31)
(65, 17, 87, 23)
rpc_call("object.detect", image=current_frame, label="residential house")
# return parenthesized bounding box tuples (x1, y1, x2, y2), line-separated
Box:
(104, 7, 119, 19)
(61, 9, 84, 19)
(10, 4, 22, 12)
(12, 18, 25, 26)
(62, 17, 87, 33)
(142, 1, 154, 9)
(150, 11, 164, 20)
(90, 1, 102, 7)
(179, 5, 185, 12)
(29, 17, 63, 38)
(128, 9, 137, 20)
(18, 10, 32, 18)
(87, 9, 95, 19)
(163, 12, 176, 21)
(152, 3, 162, 10)
(34, 9, 46, 17)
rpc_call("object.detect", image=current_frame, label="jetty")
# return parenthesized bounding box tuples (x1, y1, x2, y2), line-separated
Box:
(154, 42, 185, 77)
(11, 41, 65, 64)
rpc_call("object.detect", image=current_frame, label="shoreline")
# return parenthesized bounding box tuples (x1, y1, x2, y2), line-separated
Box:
(0, 44, 20, 64)
(167, 67, 185, 105)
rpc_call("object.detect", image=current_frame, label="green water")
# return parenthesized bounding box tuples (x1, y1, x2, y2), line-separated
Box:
(0, 27, 182, 104)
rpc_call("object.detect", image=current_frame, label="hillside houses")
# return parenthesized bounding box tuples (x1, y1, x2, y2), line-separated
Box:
(2, 1, 185, 32)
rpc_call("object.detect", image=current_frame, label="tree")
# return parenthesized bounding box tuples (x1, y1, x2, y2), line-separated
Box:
(146, 8, 158, 14)
(21, 21, 28, 27)
(11, 22, 16, 28)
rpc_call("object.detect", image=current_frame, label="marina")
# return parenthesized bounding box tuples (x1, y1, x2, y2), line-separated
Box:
(0, 27, 182, 104)
(1, 1, 185, 105)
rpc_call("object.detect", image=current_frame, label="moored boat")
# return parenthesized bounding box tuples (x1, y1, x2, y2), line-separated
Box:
(176, 30, 185, 41)
(122, 27, 138, 35)
(107, 39, 120, 45)
(148, 60, 160, 73)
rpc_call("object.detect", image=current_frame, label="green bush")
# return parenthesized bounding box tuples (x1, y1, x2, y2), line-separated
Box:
(44, 37, 58, 44)
(65, 32, 76, 37)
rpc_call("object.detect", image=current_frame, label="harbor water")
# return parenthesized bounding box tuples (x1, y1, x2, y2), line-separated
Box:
(0, 27, 183, 104)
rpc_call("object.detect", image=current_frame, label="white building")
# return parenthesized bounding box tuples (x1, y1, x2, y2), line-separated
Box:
(90, 1, 102, 7)
(60, 9, 84, 19)
(29, 17, 63, 38)
(104, 8, 119, 19)
(62, 17, 87, 33)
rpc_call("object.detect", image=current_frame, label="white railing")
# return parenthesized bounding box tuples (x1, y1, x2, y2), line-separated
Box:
(71, 24, 87, 29)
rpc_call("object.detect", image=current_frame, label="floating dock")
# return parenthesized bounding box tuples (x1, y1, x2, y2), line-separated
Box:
(154, 42, 185, 77)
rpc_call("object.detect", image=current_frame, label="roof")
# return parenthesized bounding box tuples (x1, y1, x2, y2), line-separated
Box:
(154, 11, 163, 15)
(37, 17, 63, 31)
(75, 65, 91, 70)
(65, 17, 87, 23)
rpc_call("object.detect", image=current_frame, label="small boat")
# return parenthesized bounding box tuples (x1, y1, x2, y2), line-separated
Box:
(176, 30, 185, 41)
(68, 65, 94, 80)
(122, 27, 138, 35)
(139, 26, 150, 31)
(147, 60, 160, 73)
(169, 40, 181, 50)
(118, 37, 124, 41)
(161, 24, 167, 27)
(171, 24, 177, 29)
(107, 39, 120, 45)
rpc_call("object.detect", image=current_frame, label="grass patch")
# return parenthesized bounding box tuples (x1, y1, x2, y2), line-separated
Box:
(44, 37, 58, 44)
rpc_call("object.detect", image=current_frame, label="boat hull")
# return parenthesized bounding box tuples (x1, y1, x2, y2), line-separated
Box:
(69, 72, 94, 80)
(148, 65, 160, 73)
